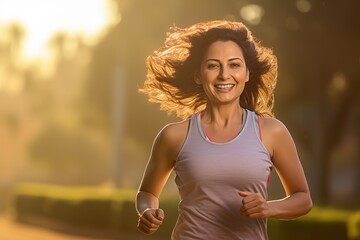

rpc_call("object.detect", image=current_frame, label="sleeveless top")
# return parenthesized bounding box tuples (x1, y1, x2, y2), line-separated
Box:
(172, 109, 273, 240)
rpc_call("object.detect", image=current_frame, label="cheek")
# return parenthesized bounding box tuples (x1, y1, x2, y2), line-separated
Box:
(234, 70, 248, 81)
(201, 72, 217, 82)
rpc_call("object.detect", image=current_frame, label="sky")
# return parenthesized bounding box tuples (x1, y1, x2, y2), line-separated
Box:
(0, 0, 118, 59)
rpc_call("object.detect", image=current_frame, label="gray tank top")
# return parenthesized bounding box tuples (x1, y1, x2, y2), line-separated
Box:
(172, 109, 272, 240)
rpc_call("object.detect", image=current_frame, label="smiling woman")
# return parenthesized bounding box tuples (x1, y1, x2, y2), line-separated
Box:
(0, 0, 119, 59)
(136, 20, 312, 240)
(196, 41, 249, 106)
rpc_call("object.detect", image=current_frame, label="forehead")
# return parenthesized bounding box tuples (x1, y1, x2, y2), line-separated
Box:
(203, 40, 244, 59)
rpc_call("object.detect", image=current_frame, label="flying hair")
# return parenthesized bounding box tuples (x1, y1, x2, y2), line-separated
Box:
(139, 20, 278, 119)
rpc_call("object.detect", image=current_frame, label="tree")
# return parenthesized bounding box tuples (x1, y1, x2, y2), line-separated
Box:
(83, 0, 360, 204)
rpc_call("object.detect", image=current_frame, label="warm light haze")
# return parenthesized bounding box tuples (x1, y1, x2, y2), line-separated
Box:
(0, 0, 118, 59)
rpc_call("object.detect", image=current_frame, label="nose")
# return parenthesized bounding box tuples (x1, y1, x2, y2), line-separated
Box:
(219, 66, 230, 80)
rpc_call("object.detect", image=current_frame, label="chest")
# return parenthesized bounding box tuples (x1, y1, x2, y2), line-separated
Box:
(175, 140, 272, 188)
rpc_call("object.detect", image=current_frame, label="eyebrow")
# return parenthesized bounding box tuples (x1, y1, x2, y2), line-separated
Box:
(205, 57, 244, 63)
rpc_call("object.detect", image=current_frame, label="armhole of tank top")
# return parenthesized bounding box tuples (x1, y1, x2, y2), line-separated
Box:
(253, 112, 272, 160)
(258, 115, 263, 141)
(254, 113, 262, 141)
(174, 117, 192, 162)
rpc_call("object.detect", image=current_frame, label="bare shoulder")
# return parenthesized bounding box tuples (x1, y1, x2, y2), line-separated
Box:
(260, 117, 289, 137)
(162, 119, 189, 139)
(155, 119, 190, 160)
(259, 117, 294, 158)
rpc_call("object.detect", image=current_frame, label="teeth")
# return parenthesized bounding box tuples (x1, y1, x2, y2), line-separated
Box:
(215, 84, 235, 89)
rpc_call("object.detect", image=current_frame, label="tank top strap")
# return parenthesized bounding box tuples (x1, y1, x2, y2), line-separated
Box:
(249, 110, 262, 142)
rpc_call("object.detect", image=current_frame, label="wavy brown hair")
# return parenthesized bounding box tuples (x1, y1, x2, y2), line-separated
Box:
(140, 20, 278, 119)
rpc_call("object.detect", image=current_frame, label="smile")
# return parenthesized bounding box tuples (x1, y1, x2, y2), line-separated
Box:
(214, 84, 235, 90)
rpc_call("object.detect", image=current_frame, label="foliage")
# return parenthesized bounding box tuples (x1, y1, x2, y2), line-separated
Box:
(28, 123, 111, 185)
(14, 183, 136, 231)
(1, 0, 359, 217)
(13, 183, 360, 239)
(268, 206, 353, 240)
(349, 211, 360, 240)
(88, 0, 360, 204)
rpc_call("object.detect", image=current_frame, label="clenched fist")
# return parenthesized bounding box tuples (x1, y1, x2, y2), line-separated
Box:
(137, 208, 165, 234)
(239, 191, 270, 219)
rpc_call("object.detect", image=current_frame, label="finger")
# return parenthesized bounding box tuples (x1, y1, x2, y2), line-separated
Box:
(139, 218, 158, 228)
(238, 191, 250, 197)
(240, 192, 263, 204)
(156, 208, 165, 220)
(139, 216, 161, 228)
(138, 223, 157, 235)
(238, 191, 258, 205)
(139, 222, 159, 233)
(142, 210, 163, 225)
(138, 216, 162, 231)
(240, 201, 268, 218)
(243, 204, 261, 214)
(240, 206, 246, 215)
(240, 199, 259, 213)
(241, 206, 263, 218)
(140, 215, 162, 229)
(243, 199, 262, 210)
(242, 197, 266, 211)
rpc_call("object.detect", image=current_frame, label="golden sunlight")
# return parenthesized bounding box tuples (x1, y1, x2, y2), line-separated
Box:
(0, 0, 119, 59)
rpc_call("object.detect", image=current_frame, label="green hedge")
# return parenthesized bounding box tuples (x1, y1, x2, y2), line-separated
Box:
(268, 207, 356, 240)
(349, 211, 360, 240)
(14, 184, 135, 233)
(13, 183, 175, 239)
(13, 183, 360, 239)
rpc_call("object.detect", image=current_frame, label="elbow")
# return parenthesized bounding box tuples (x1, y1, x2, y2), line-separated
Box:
(297, 190, 313, 216)
(305, 195, 313, 214)
(290, 192, 313, 219)
(301, 192, 313, 216)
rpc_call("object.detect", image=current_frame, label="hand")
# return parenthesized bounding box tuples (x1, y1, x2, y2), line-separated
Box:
(239, 191, 269, 219)
(137, 208, 164, 235)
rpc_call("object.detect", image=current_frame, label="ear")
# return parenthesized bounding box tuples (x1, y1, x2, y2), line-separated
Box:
(194, 72, 202, 85)
(245, 68, 250, 82)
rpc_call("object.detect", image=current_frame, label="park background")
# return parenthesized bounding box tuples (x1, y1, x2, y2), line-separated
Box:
(0, 0, 359, 239)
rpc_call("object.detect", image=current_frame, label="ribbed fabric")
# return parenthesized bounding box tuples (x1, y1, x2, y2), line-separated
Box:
(172, 109, 272, 240)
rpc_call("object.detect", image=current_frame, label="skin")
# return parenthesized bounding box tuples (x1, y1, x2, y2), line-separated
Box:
(136, 40, 312, 234)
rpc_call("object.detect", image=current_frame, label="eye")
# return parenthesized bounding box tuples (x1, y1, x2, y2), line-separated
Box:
(229, 62, 241, 68)
(207, 63, 219, 69)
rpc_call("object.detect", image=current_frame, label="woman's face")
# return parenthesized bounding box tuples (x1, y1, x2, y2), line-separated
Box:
(196, 40, 249, 105)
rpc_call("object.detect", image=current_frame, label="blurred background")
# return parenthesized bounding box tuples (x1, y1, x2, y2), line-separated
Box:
(0, 0, 359, 238)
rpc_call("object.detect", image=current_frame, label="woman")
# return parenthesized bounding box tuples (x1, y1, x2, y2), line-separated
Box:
(135, 20, 312, 239)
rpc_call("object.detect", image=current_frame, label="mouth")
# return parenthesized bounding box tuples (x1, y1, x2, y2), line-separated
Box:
(214, 84, 235, 90)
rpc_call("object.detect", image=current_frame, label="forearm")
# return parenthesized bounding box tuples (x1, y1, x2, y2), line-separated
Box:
(267, 192, 313, 220)
(136, 191, 160, 216)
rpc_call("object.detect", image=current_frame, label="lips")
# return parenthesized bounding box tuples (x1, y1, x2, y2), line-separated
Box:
(214, 84, 235, 90)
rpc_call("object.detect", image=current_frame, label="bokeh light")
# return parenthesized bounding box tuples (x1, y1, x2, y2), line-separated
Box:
(239, 4, 265, 25)
(295, 0, 312, 13)
(0, 0, 119, 59)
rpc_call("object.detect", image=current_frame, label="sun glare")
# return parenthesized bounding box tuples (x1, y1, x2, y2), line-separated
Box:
(0, 0, 118, 59)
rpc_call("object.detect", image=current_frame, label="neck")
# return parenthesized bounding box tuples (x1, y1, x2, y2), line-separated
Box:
(202, 103, 243, 127)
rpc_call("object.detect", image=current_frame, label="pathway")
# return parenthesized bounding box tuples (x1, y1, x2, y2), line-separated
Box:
(0, 214, 141, 240)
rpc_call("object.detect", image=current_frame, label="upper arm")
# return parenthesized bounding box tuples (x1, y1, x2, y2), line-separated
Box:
(138, 121, 188, 198)
(261, 118, 310, 196)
